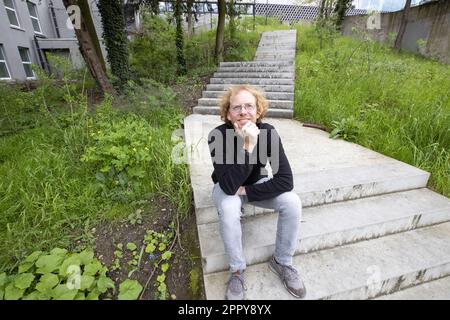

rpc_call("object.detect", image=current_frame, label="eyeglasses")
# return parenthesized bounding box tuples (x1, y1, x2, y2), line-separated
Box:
(230, 103, 256, 114)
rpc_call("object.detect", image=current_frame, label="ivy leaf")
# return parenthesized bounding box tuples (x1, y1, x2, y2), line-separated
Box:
(97, 276, 115, 294)
(14, 273, 35, 290)
(83, 260, 102, 276)
(35, 254, 64, 274)
(158, 243, 167, 252)
(24, 251, 43, 263)
(18, 262, 34, 274)
(157, 274, 166, 283)
(78, 249, 94, 266)
(22, 291, 50, 300)
(126, 242, 137, 251)
(80, 275, 95, 291)
(161, 251, 172, 261)
(35, 273, 60, 293)
(161, 263, 170, 273)
(0, 272, 7, 287)
(86, 289, 100, 300)
(118, 279, 143, 300)
(50, 248, 68, 256)
(157, 282, 167, 292)
(4, 283, 25, 300)
(145, 243, 155, 254)
(74, 292, 86, 300)
(51, 284, 78, 300)
(59, 255, 82, 277)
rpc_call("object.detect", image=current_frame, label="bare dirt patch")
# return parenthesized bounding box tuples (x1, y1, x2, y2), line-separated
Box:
(94, 196, 205, 300)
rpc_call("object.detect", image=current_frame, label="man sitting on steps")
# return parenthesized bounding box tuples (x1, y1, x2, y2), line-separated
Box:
(207, 84, 306, 300)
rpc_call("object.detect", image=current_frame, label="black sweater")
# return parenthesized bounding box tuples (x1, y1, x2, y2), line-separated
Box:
(208, 122, 294, 202)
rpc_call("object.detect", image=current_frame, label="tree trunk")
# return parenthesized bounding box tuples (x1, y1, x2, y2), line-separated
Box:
(215, 0, 226, 62)
(318, 0, 327, 19)
(147, 0, 159, 15)
(97, 0, 130, 91)
(228, 0, 236, 41)
(174, 0, 186, 75)
(334, 0, 351, 30)
(187, 0, 194, 38)
(62, 0, 115, 96)
(394, 0, 412, 51)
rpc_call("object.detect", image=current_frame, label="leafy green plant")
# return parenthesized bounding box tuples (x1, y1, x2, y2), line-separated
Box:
(112, 243, 123, 271)
(118, 279, 143, 300)
(0, 248, 115, 300)
(81, 102, 154, 201)
(330, 116, 362, 142)
(127, 209, 143, 226)
(143, 224, 175, 300)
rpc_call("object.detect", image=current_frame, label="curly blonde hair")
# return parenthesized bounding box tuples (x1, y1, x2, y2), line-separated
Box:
(219, 85, 268, 125)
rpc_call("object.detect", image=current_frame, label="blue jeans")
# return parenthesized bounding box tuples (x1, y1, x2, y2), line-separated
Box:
(212, 178, 302, 273)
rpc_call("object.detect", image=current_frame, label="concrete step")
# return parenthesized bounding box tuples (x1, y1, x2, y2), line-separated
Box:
(198, 98, 293, 109)
(219, 61, 294, 67)
(256, 49, 296, 54)
(217, 66, 295, 73)
(258, 44, 296, 49)
(259, 40, 296, 45)
(183, 115, 430, 224)
(192, 106, 293, 119)
(210, 78, 294, 85)
(204, 221, 450, 299)
(375, 276, 450, 300)
(202, 91, 294, 100)
(198, 188, 450, 274)
(256, 48, 296, 52)
(260, 36, 297, 40)
(213, 72, 294, 79)
(261, 30, 296, 34)
(255, 54, 295, 60)
(255, 57, 295, 62)
(206, 84, 295, 93)
(193, 162, 430, 225)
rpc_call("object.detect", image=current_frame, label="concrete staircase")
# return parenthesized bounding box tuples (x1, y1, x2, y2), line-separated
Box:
(193, 30, 297, 119)
(184, 30, 450, 300)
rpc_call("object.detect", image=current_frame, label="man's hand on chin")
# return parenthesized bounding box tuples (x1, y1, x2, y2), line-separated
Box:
(237, 186, 246, 196)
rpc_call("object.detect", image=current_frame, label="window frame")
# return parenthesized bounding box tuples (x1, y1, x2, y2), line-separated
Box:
(4, 0, 21, 29)
(0, 44, 12, 80)
(18, 46, 35, 79)
(26, 1, 43, 34)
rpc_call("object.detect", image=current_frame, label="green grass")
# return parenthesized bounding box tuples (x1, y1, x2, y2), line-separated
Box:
(0, 79, 191, 272)
(294, 25, 450, 197)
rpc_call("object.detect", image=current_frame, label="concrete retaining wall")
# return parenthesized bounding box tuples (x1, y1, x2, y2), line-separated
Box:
(341, 1, 450, 64)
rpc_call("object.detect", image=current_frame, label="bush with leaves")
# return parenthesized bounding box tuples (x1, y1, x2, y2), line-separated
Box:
(0, 248, 115, 300)
(81, 99, 154, 200)
(129, 12, 177, 83)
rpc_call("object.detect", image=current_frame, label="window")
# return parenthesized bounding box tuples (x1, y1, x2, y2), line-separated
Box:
(0, 45, 11, 79)
(18, 47, 34, 79)
(27, 1, 42, 34)
(4, 0, 20, 28)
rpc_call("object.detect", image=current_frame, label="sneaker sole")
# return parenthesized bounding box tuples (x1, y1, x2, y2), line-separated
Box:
(269, 261, 306, 299)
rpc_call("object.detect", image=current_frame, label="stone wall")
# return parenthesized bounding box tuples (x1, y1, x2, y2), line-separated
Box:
(341, 1, 450, 64)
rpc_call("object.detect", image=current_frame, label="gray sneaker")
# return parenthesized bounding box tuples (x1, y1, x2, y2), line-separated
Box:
(226, 271, 246, 300)
(269, 256, 306, 298)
